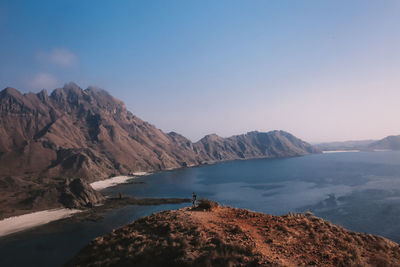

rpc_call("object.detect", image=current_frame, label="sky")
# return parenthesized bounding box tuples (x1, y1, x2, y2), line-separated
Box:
(1, 0, 400, 143)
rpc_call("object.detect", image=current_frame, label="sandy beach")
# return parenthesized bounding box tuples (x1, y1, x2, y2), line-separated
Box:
(322, 150, 360, 153)
(0, 173, 150, 237)
(0, 209, 81, 237)
(90, 173, 149, 191)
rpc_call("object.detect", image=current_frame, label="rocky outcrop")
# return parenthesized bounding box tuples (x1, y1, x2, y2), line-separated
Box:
(66, 205, 400, 266)
(59, 178, 105, 209)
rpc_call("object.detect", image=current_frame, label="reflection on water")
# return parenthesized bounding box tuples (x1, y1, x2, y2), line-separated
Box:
(1, 151, 400, 266)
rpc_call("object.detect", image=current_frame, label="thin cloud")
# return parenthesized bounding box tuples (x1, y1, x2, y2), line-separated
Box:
(31, 73, 59, 89)
(37, 48, 77, 67)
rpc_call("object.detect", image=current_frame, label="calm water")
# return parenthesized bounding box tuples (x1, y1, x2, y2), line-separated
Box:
(2, 151, 400, 266)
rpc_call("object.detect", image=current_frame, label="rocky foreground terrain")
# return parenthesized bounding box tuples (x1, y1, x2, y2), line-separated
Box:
(67, 201, 400, 267)
(0, 83, 319, 218)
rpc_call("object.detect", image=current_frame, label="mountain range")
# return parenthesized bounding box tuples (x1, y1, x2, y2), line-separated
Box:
(0, 83, 318, 218)
(315, 136, 400, 151)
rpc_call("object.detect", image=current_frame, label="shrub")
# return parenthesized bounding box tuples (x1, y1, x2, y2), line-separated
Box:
(197, 199, 219, 211)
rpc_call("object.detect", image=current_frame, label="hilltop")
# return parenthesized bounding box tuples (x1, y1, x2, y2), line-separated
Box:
(67, 202, 400, 266)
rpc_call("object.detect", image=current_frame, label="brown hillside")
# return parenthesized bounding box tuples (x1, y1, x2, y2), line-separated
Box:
(0, 83, 319, 218)
(67, 203, 400, 267)
(0, 83, 318, 181)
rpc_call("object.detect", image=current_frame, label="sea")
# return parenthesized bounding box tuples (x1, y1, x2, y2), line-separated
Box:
(1, 151, 400, 266)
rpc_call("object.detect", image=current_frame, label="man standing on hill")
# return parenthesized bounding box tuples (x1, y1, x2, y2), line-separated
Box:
(192, 192, 197, 207)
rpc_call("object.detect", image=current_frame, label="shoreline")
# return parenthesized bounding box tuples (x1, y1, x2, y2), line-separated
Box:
(0, 154, 317, 237)
(322, 150, 360, 153)
(90, 153, 320, 191)
(90, 173, 149, 191)
(0, 195, 191, 238)
(0, 208, 81, 237)
(0, 172, 163, 237)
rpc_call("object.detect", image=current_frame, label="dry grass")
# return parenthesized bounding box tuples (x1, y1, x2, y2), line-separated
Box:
(66, 204, 400, 267)
(196, 198, 219, 211)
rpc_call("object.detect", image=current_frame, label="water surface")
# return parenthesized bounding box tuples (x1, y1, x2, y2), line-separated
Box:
(2, 151, 400, 266)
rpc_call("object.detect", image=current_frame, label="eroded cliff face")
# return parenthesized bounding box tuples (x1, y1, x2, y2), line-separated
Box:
(66, 204, 400, 267)
(0, 83, 200, 181)
(59, 178, 105, 209)
(0, 83, 318, 181)
(0, 83, 319, 217)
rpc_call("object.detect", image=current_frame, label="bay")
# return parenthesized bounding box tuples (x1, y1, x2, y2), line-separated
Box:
(2, 151, 400, 266)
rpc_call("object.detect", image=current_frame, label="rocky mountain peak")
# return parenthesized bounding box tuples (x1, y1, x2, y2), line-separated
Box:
(36, 89, 49, 103)
(0, 84, 319, 218)
(0, 87, 36, 113)
(85, 86, 126, 115)
(1, 87, 22, 98)
(51, 82, 86, 104)
(0, 87, 26, 104)
(201, 133, 223, 142)
(63, 82, 82, 93)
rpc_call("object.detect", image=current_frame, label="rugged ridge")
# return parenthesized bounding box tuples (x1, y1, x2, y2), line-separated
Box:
(314, 140, 376, 151)
(314, 135, 400, 152)
(368, 135, 400, 150)
(194, 131, 317, 161)
(66, 204, 400, 266)
(0, 83, 319, 218)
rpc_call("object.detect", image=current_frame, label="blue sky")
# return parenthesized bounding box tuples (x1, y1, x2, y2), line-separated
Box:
(1, 1, 400, 142)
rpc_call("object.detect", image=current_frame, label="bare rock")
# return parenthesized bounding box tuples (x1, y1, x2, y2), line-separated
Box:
(59, 178, 104, 209)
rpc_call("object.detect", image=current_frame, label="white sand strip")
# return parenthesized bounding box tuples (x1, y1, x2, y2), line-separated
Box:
(322, 150, 360, 153)
(0, 208, 81, 237)
(131, 172, 149, 176)
(90, 173, 149, 191)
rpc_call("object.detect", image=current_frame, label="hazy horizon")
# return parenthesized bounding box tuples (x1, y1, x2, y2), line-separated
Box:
(1, 1, 400, 143)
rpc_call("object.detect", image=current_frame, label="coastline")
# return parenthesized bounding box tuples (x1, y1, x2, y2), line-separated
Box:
(0, 208, 81, 237)
(0, 154, 315, 237)
(90, 152, 321, 191)
(0, 172, 152, 237)
(3, 151, 400, 265)
(90, 173, 149, 191)
(322, 150, 360, 153)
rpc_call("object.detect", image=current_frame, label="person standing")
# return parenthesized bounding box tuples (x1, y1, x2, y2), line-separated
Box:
(192, 192, 197, 207)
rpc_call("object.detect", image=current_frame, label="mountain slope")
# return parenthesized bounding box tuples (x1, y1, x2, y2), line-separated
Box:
(315, 135, 400, 152)
(0, 83, 319, 218)
(0, 83, 200, 181)
(368, 135, 400, 150)
(314, 140, 376, 151)
(194, 131, 318, 161)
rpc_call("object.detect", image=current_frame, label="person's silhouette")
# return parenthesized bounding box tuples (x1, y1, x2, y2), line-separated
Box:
(192, 192, 197, 207)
